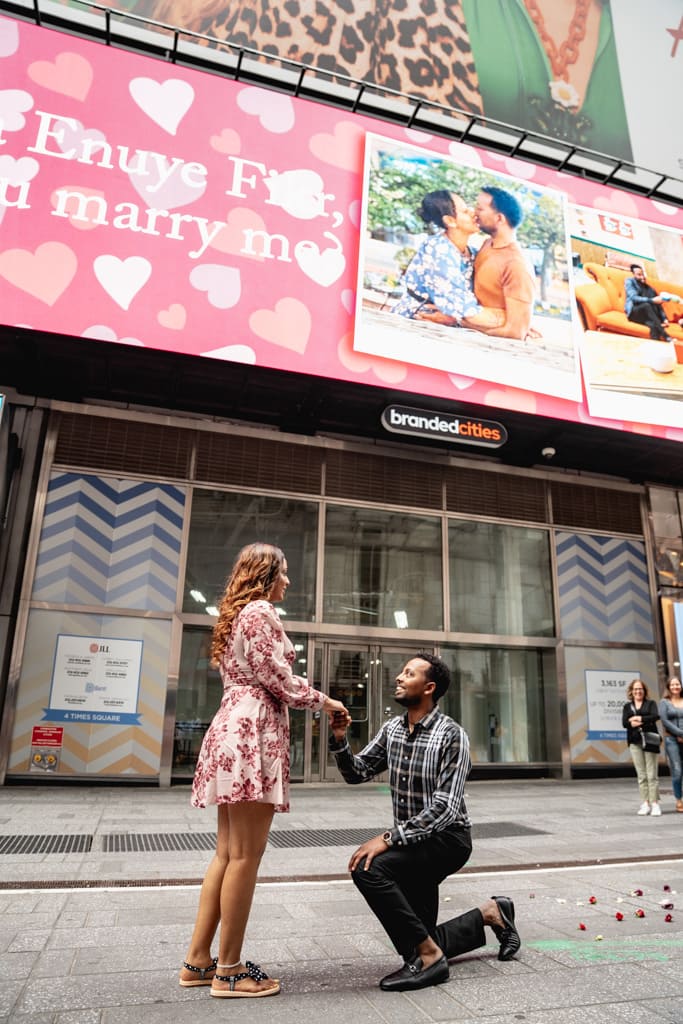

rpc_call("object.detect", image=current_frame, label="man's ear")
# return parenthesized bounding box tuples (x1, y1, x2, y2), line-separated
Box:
(424, 679, 436, 698)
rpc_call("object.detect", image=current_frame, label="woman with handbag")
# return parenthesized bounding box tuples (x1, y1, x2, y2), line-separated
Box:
(659, 677, 683, 814)
(622, 678, 661, 816)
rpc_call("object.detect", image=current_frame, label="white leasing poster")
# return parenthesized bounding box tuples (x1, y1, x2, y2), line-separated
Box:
(585, 669, 640, 740)
(612, 0, 683, 179)
(44, 634, 143, 725)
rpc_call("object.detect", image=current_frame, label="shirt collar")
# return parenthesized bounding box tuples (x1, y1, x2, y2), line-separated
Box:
(401, 705, 442, 731)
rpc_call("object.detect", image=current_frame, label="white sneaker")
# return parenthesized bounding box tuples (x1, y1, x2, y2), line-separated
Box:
(650, 802, 662, 816)
(637, 802, 650, 815)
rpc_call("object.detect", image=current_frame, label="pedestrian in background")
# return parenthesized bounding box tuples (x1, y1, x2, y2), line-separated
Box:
(622, 678, 661, 816)
(659, 676, 683, 813)
(180, 542, 347, 998)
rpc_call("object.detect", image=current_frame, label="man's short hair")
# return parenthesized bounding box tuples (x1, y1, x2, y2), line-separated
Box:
(482, 186, 523, 229)
(630, 263, 643, 273)
(416, 651, 451, 702)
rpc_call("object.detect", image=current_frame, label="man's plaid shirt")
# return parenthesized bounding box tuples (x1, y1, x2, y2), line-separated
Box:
(330, 705, 471, 845)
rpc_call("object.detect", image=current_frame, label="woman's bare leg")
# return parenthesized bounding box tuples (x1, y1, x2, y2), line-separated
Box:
(212, 801, 278, 995)
(179, 803, 230, 983)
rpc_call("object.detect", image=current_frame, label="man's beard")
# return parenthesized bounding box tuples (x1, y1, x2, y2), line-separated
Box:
(394, 693, 422, 707)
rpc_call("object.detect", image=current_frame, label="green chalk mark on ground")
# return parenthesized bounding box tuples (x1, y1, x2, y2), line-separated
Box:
(531, 934, 683, 963)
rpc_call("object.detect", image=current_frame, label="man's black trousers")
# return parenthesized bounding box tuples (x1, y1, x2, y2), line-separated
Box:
(628, 304, 667, 339)
(351, 825, 485, 961)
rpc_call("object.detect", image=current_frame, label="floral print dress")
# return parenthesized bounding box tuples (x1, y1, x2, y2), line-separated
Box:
(391, 233, 481, 321)
(191, 600, 325, 812)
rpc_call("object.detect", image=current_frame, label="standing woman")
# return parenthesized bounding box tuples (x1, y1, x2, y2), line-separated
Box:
(659, 677, 683, 813)
(180, 543, 347, 998)
(622, 678, 661, 816)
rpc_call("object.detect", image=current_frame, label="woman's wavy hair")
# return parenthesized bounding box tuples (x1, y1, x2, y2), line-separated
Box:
(626, 678, 649, 701)
(210, 542, 285, 665)
(664, 677, 682, 699)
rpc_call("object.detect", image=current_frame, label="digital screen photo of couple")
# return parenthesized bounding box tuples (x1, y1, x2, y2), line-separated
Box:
(353, 135, 683, 431)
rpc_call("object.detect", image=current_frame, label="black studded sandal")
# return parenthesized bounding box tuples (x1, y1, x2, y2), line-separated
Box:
(179, 956, 217, 987)
(210, 960, 280, 999)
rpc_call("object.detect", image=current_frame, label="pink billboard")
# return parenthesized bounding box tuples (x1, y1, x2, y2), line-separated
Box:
(0, 16, 682, 442)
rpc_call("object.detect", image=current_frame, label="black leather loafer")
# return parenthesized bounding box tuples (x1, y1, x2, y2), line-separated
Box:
(491, 895, 521, 961)
(379, 954, 449, 992)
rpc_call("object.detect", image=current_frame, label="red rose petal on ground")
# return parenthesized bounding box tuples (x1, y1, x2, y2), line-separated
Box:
(615, 912, 624, 921)
(635, 909, 645, 918)
(578, 922, 586, 930)
(665, 913, 673, 923)
(588, 896, 597, 904)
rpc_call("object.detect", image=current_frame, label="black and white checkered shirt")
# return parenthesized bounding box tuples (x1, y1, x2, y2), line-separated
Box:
(330, 705, 471, 845)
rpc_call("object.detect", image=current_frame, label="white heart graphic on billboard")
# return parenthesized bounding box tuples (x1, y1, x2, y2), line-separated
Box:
(0, 155, 39, 185)
(93, 255, 151, 309)
(54, 117, 107, 156)
(237, 87, 294, 133)
(0, 89, 33, 132)
(82, 324, 145, 346)
(295, 236, 345, 287)
(264, 169, 326, 220)
(129, 78, 194, 135)
(0, 18, 20, 58)
(201, 344, 256, 364)
(190, 264, 241, 309)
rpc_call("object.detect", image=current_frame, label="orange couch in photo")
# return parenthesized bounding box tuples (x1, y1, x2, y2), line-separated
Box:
(575, 262, 683, 362)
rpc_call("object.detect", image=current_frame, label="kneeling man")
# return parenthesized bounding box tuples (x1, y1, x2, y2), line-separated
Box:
(329, 652, 520, 992)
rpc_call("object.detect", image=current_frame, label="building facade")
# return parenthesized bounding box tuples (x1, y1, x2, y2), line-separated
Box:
(0, 2, 681, 786)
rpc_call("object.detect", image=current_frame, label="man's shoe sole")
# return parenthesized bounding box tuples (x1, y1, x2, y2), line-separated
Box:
(491, 895, 521, 961)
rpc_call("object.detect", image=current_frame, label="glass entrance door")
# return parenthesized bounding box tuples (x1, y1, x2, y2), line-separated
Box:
(321, 643, 432, 780)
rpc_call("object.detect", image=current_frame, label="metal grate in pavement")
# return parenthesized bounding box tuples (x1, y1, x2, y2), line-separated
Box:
(268, 828, 379, 849)
(0, 822, 547, 856)
(473, 822, 546, 839)
(102, 832, 217, 853)
(0, 834, 93, 854)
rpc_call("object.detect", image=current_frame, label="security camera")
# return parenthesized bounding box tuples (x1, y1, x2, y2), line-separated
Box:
(541, 446, 556, 459)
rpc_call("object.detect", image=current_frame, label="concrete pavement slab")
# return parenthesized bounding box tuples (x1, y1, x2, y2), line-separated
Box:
(2, 779, 683, 1021)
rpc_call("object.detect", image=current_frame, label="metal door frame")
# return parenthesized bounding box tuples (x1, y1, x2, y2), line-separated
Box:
(316, 640, 432, 781)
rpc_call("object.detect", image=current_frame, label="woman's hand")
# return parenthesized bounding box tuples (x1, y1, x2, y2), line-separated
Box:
(323, 697, 346, 716)
(323, 698, 351, 740)
(628, 715, 643, 727)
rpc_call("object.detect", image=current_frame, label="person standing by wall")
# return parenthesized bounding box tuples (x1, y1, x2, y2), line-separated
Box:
(622, 678, 661, 816)
(659, 677, 683, 814)
(180, 542, 347, 998)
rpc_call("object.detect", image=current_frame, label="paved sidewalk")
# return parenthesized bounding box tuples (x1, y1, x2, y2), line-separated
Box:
(0, 777, 681, 886)
(1, 779, 683, 1022)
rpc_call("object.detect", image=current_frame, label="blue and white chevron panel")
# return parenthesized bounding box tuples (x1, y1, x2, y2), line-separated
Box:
(32, 473, 186, 611)
(555, 532, 653, 644)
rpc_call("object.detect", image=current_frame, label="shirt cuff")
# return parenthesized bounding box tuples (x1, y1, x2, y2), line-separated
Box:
(328, 735, 350, 753)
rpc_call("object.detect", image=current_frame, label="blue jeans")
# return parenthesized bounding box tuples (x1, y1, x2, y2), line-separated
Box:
(664, 736, 683, 800)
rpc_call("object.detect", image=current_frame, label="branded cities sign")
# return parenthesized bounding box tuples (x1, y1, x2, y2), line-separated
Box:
(381, 405, 507, 448)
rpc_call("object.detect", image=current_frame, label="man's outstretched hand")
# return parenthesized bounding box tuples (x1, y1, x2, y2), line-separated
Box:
(329, 708, 352, 741)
